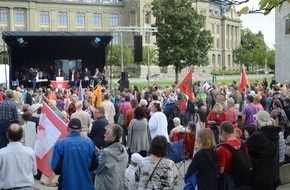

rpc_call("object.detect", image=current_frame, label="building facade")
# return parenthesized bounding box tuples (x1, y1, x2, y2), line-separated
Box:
(0, 0, 241, 73)
(275, 3, 290, 83)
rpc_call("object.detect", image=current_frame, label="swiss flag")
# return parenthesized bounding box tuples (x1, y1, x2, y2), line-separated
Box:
(34, 102, 68, 177)
(239, 67, 248, 93)
(178, 69, 194, 99)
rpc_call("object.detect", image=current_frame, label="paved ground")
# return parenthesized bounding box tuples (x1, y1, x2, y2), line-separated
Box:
(33, 159, 290, 190)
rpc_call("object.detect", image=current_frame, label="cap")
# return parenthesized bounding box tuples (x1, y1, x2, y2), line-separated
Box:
(68, 118, 82, 129)
(131, 153, 143, 164)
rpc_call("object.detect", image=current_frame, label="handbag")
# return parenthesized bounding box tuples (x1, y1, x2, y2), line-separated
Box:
(117, 104, 125, 125)
(183, 173, 198, 190)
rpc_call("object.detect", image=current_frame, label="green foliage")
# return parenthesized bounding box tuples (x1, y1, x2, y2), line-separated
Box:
(152, 0, 213, 79)
(107, 45, 158, 67)
(233, 28, 273, 70)
(107, 45, 134, 66)
(266, 49, 275, 70)
(239, 1, 290, 16)
(139, 46, 158, 66)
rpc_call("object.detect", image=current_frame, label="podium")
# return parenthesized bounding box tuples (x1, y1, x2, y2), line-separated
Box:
(50, 80, 69, 89)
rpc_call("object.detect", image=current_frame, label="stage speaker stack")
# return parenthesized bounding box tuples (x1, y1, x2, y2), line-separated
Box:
(134, 35, 143, 62)
(119, 71, 129, 91)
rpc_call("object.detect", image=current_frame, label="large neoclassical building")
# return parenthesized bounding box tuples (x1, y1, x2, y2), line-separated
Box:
(0, 0, 241, 73)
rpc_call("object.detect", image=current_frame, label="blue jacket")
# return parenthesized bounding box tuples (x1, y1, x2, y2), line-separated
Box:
(51, 133, 99, 190)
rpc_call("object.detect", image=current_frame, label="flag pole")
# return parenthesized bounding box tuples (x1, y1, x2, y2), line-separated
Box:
(94, 81, 102, 91)
(42, 95, 70, 122)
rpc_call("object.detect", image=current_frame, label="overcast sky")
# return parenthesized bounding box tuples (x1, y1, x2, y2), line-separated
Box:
(236, 1, 275, 48)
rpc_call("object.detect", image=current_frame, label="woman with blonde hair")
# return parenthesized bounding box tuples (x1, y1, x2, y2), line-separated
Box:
(184, 128, 219, 190)
(207, 103, 228, 144)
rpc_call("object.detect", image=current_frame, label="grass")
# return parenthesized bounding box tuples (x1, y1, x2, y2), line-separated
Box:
(108, 76, 273, 90)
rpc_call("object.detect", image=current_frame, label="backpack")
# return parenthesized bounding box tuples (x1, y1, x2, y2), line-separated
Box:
(187, 99, 198, 114)
(278, 108, 290, 127)
(219, 142, 253, 187)
(169, 103, 181, 120)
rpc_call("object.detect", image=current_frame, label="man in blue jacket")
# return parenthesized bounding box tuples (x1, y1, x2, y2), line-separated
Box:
(51, 118, 99, 190)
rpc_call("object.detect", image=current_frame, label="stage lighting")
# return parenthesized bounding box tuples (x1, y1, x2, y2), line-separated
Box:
(17, 37, 24, 44)
(94, 37, 101, 44)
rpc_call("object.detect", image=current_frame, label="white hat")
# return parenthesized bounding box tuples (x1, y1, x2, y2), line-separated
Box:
(255, 111, 272, 127)
(131, 153, 143, 164)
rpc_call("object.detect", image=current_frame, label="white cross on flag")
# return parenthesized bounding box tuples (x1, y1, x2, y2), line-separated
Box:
(34, 102, 68, 177)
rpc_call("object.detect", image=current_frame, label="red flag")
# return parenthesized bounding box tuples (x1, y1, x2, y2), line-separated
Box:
(239, 67, 248, 92)
(178, 69, 194, 100)
(34, 102, 69, 177)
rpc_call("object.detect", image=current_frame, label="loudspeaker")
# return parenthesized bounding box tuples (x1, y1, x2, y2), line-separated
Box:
(119, 79, 129, 92)
(134, 35, 143, 62)
(121, 72, 128, 80)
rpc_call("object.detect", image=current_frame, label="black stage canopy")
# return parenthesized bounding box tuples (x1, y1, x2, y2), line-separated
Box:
(2, 31, 113, 85)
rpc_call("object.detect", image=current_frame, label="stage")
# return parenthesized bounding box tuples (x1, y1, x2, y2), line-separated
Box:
(2, 31, 113, 89)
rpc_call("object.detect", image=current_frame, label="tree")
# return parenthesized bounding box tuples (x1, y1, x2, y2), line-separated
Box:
(233, 28, 269, 70)
(140, 46, 158, 66)
(266, 49, 275, 70)
(152, 0, 213, 83)
(239, 0, 289, 16)
(210, 0, 289, 16)
(106, 45, 134, 66)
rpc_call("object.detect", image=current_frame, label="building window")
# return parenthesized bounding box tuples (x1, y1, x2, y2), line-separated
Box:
(212, 23, 214, 34)
(93, 13, 102, 26)
(145, 32, 150, 44)
(76, 12, 85, 26)
(15, 9, 25, 24)
(145, 12, 151, 24)
(39, 11, 49, 25)
(0, 9, 8, 23)
(112, 32, 119, 44)
(109, 13, 118, 27)
(58, 11, 68, 25)
(218, 54, 221, 65)
(216, 25, 219, 34)
(216, 39, 219, 49)
(212, 54, 216, 67)
(130, 11, 136, 26)
(228, 55, 231, 67)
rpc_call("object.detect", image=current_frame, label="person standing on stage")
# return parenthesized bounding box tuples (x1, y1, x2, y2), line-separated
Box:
(48, 65, 55, 81)
(29, 68, 37, 91)
(0, 123, 37, 190)
(69, 69, 76, 87)
(93, 68, 102, 84)
(83, 67, 91, 87)
(56, 68, 64, 78)
(0, 90, 19, 148)
(102, 65, 110, 86)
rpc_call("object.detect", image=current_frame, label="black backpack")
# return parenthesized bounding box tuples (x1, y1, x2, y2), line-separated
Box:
(187, 99, 198, 114)
(168, 103, 181, 120)
(219, 142, 253, 187)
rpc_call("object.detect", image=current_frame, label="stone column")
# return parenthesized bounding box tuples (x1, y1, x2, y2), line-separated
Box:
(9, 7, 14, 31)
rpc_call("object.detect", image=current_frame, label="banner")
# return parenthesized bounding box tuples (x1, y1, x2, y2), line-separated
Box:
(34, 102, 68, 177)
(178, 69, 194, 100)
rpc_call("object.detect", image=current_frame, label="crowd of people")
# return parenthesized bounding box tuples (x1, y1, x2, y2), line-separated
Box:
(0, 74, 289, 190)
